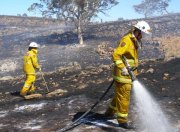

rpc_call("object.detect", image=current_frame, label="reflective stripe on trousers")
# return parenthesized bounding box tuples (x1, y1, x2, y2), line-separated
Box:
(113, 76, 132, 84)
(115, 82, 131, 123)
(109, 103, 128, 118)
(115, 112, 128, 118)
(20, 75, 36, 96)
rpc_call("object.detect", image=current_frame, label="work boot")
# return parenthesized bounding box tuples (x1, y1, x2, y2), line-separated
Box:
(118, 122, 135, 129)
(20, 87, 29, 97)
(103, 108, 117, 120)
(27, 90, 40, 95)
(103, 113, 116, 120)
(103, 112, 116, 120)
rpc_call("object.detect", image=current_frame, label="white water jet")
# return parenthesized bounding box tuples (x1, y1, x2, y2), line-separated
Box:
(133, 80, 175, 132)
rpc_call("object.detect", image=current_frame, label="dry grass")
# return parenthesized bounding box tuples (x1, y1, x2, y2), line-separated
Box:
(155, 36, 180, 60)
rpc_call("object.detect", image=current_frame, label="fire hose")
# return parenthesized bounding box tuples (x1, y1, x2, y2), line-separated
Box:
(58, 80, 115, 132)
(121, 55, 137, 81)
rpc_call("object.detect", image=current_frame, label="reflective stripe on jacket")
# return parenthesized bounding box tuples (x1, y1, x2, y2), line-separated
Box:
(112, 33, 138, 84)
(23, 49, 40, 75)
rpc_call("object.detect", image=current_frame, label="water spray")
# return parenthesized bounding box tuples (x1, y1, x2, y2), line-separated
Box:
(133, 81, 175, 132)
(122, 55, 175, 131)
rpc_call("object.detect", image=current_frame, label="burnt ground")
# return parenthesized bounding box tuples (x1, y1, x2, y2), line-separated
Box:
(0, 14, 180, 132)
(0, 58, 179, 132)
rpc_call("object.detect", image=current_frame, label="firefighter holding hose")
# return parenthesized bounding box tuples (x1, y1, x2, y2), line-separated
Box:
(105, 21, 151, 129)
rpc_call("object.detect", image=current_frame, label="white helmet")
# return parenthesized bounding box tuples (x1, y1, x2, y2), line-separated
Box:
(29, 42, 39, 48)
(134, 21, 151, 34)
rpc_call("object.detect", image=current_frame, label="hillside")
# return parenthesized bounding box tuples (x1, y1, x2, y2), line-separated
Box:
(0, 13, 180, 77)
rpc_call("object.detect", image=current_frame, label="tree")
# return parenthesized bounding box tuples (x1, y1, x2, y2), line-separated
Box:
(133, 0, 171, 18)
(22, 13, 28, 17)
(118, 17, 123, 21)
(28, 0, 118, 45)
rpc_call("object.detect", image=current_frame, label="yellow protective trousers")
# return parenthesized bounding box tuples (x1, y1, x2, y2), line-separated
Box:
(107, 81, 132, 123)
(20, 75, 36, 96)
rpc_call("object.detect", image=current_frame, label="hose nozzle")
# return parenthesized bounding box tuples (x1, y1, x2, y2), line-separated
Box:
(121, 55, 137, 82)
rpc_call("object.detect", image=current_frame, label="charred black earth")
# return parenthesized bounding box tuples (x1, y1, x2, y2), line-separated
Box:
(0, 57, 179, 132)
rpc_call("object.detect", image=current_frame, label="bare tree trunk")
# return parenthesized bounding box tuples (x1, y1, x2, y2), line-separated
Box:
(77, 16, 84, 45)
(145, 14, 147, 18)
(144, 11, 148, 18)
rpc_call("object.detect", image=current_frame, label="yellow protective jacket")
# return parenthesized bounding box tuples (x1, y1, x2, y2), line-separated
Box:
(113, 33, 138, 84)
(23, 49, 40, 75)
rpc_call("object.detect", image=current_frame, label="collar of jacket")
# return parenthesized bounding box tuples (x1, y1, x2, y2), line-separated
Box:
(128, 33, 137, 42)
(31, 49, 38, 54)
(128, 33, 139, 49)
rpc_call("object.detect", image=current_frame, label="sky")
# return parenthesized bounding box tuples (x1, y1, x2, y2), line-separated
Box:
(0, 0, 180, 21)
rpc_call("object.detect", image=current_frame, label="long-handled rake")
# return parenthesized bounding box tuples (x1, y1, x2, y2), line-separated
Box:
(40, 70, 50, 93)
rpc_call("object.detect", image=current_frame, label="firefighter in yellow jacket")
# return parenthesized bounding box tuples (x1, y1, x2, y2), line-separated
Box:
(105, 21, 151, 129)
(20, 42, 41, 96)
